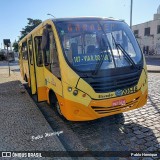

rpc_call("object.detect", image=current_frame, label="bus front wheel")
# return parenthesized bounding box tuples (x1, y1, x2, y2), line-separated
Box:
(55, 101, 63, 116)
(49, 91, 63, 116)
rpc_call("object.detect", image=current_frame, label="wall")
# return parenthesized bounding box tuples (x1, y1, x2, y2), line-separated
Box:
(132, 15, 160, 55)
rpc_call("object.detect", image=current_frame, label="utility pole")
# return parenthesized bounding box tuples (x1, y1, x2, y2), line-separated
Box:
(7, 45, 11, 76)
(3, 39, 11, 76)
(130, 0, 133, 28)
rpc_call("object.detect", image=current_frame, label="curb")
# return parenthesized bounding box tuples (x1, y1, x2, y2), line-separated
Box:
(147, 70, 160, 73)
(144, 56, 160, 59)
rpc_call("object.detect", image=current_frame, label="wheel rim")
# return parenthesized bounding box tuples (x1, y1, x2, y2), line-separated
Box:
(56, 101, 62, 115)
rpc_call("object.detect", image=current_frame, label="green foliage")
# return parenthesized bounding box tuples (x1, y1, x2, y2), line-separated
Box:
(19, 18, 42, 40)
(12, 40, 18, 52)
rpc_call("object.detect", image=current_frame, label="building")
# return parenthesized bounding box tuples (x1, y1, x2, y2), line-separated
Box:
(132, 5, 160, 55)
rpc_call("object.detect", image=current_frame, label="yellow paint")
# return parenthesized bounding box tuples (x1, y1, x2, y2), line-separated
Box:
(55, 89, 147, 121)
(62, 82, 91, 106)
(29, 64, 36, 94)
(44, 68, 63, 96)
(37, 86, 47, 101)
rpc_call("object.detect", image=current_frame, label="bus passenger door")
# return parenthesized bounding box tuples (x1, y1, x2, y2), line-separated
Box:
(27, 38, 36, 94)
(34, 36, 47, 102)
(43, 27, 62, 97)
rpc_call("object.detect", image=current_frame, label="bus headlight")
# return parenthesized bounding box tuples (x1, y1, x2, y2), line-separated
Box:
(68, 87, 72, 92)
(73, 90, 78, 96)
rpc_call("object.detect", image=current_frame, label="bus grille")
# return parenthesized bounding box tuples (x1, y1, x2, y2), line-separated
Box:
(86, 71, 141, 93)
(91, 97, 139, 114)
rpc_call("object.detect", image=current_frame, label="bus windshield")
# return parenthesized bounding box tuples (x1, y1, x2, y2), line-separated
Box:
(55, 20, 142, 72)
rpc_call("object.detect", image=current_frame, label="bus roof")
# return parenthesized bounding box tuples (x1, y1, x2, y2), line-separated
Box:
(52, 16, 122, 22)
(19, 17, 124, 44)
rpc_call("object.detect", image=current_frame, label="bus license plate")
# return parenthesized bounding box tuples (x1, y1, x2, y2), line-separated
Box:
(112, 99, 126, 106)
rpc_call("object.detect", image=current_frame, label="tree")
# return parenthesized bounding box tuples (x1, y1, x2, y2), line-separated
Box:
(19, 18, 42, 40)
(12, 40, 18, 52)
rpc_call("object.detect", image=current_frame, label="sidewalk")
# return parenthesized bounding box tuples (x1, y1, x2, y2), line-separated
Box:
(0, 63, 67, 158)
(145, 55, 160, 73)
(147, 65, 160, 73)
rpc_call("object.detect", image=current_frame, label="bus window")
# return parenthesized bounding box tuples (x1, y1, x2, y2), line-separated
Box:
(50, 32, 61, 78)
(42, 28, 61, 78)
(85, 34, 97, 54)
(42, 29, 51, 68)
(35, 37, 43, 67)
(22, 42, 28, 60)
(28, 40, 33, 65)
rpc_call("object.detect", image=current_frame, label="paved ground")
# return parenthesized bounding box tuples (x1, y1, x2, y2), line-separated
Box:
(37, 73, 160, 160)
(31, 57, 160, 160)
(0, 62, 69, 160)
(0, 57, 159, 160)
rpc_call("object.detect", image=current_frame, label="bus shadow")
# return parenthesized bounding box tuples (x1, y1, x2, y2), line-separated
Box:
(65, 114, 159, 152)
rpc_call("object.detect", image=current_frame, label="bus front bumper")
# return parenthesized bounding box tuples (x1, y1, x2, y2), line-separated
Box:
(58, 89, 148, 121)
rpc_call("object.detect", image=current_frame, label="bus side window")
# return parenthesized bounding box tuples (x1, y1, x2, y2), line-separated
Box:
(28, 40, 33, 65)
(35, 37, 43, 67)
(42, 28, 61, 78)
(43, 31, 51, 67)
(22, 42, 28, 60)
(50, 32, 61, 78)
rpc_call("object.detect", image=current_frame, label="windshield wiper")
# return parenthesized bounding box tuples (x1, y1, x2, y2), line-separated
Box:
(110, 33, 138, 70)
(92, 40, 112, 75)
(92, 22, 116, 75)
(116, 43, 138, 69)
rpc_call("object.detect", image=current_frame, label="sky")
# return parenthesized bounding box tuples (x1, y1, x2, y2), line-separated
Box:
(0, 0, 160, 48)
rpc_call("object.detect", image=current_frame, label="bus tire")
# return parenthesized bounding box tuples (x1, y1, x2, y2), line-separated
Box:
(49, 91, 57, 108)
(49, 91, 67, 120)
(55, 101, 67, 121)
(55, 101, 63, 116)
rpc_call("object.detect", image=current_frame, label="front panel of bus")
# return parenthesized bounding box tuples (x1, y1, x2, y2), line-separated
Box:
(54, 19, 148, 121)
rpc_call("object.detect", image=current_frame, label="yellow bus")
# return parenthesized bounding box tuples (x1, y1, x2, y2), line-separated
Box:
(19, 17, 148, 121)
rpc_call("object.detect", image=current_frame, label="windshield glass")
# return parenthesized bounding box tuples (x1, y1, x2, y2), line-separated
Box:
(55, 20, 142, 72)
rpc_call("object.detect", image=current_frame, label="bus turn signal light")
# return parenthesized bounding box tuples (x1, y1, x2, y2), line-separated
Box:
(82, 93, 86, 97)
